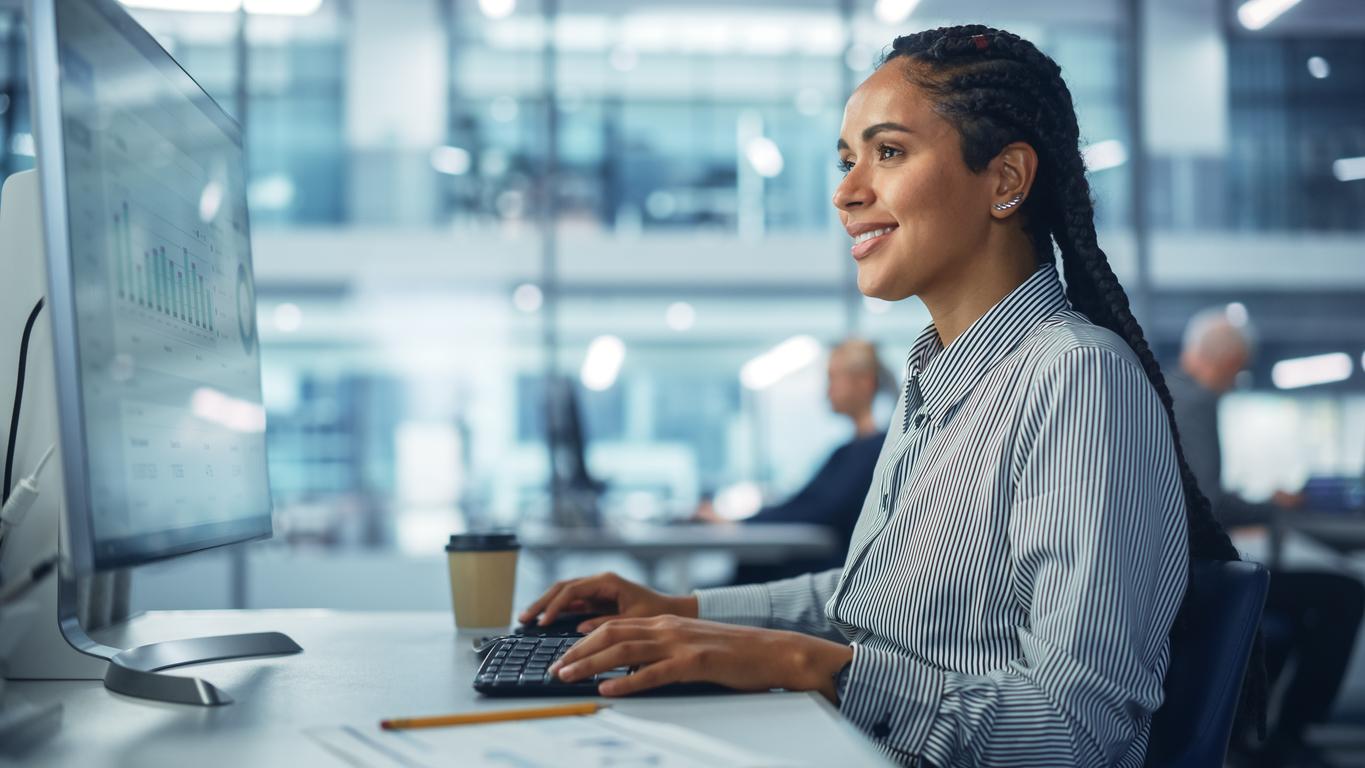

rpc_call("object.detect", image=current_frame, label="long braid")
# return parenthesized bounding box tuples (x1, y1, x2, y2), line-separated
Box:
(884, 25, 1263, 737)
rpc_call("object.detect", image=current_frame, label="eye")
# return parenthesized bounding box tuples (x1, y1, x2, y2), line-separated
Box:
(836, 157, 854, 175)
(877, 144, 903, 161)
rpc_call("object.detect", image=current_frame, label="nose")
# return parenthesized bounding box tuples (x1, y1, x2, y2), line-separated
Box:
(832, 165, 871, 212)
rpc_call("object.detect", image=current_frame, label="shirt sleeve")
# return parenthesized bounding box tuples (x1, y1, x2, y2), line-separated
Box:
(693, 568, 846, 642)
(838, 346, 1188, 766)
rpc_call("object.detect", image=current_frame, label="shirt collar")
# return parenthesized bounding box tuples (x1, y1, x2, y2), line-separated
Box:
(904, 265, 1069, 426)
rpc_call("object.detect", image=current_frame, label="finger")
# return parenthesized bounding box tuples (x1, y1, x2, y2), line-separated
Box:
(540, 577, 619, 625)
(519, 581, 569, 623)
(599, 659, 688, 697)
(576, 615, 617, 633)
(555, 640, 663, 683)
(552, 621, 651, 671)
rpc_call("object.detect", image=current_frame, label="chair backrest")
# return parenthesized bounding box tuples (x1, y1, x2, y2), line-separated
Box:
(1145, 559, 1270, 768)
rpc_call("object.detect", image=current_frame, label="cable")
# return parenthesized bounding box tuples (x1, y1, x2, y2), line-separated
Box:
(0, 444, 55, 544)
(4, 297, 44, 506)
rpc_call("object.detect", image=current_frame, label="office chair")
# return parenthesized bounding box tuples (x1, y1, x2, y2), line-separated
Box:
(1146, 559, 1270, 768)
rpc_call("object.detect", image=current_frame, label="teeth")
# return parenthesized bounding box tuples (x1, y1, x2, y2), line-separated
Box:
(853, 227, 895, 245)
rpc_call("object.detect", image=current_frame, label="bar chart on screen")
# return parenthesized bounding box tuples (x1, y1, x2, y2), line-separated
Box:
(111, 198, 223, 347)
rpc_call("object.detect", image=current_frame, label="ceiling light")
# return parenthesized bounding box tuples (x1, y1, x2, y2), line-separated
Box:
(512, 283, 542, 313)
(741, 336, 821, 390)
(1332, 156, 1365, 182)
(873, 0, 921, 24)
(120, 0, 323, 15)
(1306, 56, 1331, 79)
(581, 335, 626, 392)
(1236, 0, 1301, 31)
(272, 302, 303, 333)
(744, 137, 784, 178)
(1082, 140, 1128, 172)
(478, 0, 515, 20)
(1271, 352, 1352, 390)
(665, 302, 696, 332)
(430, 145, 472, 176)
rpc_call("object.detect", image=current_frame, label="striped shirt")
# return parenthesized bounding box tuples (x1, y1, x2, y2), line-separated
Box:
(696, 265, 1188, 767)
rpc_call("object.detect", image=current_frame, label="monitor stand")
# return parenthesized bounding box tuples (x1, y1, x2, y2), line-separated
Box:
(0, 169, 301, 706)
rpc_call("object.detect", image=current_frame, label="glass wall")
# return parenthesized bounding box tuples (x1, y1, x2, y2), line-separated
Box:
(1, 0, 1362, 555)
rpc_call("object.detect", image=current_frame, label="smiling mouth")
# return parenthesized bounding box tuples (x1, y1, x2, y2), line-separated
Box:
(850, 225, 897, 259)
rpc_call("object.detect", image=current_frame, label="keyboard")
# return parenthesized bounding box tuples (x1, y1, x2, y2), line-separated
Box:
(472, 634, 729, 697)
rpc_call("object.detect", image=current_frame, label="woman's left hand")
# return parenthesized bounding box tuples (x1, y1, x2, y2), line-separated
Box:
(548, 615, 853, 700)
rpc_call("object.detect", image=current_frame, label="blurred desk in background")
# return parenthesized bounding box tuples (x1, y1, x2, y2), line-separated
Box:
(1269, 511, 1365, 570)
(518, 523, 838, 593)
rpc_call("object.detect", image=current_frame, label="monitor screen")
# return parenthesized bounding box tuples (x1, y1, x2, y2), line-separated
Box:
(39, 0, 271, 570)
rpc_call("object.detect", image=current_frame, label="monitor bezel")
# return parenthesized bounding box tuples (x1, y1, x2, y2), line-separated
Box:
(27, 0, 273, 576)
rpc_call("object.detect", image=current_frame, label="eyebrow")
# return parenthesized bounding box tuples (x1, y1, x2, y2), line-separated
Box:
(837, 122, 914, 151)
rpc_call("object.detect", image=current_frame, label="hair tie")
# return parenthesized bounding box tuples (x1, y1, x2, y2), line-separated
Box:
(971, 34, 990, 51)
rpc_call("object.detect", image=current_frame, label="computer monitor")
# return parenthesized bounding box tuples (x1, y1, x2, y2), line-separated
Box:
(26, 0, 298, 704)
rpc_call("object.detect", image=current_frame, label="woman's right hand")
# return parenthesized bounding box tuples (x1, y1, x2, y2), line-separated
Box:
(518, 572, 698, 633)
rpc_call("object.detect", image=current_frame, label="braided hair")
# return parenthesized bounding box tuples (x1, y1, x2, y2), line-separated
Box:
(880, 25, 1263, 734)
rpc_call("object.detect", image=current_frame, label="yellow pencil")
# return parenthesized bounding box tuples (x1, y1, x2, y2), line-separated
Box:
(380, 702, 605, 731)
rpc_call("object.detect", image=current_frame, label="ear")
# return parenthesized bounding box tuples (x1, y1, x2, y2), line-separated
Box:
(989, 141, 1038, 219)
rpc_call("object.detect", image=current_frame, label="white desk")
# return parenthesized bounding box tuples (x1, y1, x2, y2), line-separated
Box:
(519, 523, 838, 591)
(3, 610, 888, 767)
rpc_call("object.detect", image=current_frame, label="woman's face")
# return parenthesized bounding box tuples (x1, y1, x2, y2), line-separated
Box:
(834, 63, 996, 302)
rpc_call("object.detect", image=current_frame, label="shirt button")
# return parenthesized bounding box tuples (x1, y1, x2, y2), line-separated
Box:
(913, 413, 926, 429)
(872, 718, 892, 739)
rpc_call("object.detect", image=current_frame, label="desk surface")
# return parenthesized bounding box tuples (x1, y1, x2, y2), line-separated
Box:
(4, 610, 887, 767)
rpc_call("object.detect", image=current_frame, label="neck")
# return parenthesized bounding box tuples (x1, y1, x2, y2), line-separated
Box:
(920, 230, 1037, 348)
(850, 408, 877, 437)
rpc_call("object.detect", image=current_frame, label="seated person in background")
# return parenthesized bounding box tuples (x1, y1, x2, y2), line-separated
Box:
(1168, 307, 1365, 768)
(696, 338, 889, 583)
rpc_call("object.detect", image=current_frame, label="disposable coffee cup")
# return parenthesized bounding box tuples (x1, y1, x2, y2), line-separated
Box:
(445, 532, 519, 630)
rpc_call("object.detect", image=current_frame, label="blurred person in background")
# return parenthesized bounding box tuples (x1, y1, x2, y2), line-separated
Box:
(694, 338, 890, 582)
(1169, 307, 1365, 768)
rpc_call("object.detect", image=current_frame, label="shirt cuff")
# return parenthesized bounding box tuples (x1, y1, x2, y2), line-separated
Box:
(692, 584, 771, 627)
(839, 642, 944, 757)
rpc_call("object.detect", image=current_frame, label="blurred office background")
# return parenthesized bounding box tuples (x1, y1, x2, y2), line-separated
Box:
(2, 0, 1365, 721)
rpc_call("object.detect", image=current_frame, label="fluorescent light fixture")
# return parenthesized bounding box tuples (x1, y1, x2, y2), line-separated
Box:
(741, 335, 821, 390)
(1082, 140, 1127, 172)
(478, 0, 516, 19)
(1307, 56, 1331, 79)
(121, 0, 239, 11)
(512, 283, 543, 313)
(1332, 156, 1365, 182)
(272, 302, 303, 333)
(665, 302, 696, 331)
(120, 0, 323, 14)
(1236, 0, 1301, 30)
(247, 174, 295, 210)
(874, 0, 921, 24)
(1271, 352, 1352, 390)
(744, 136, 784, 178)
(581, 335, 626, 391)
(430, 145, 472, 176)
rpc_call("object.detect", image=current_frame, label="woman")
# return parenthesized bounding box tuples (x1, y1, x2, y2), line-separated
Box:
(520, 26, 1241, 766)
